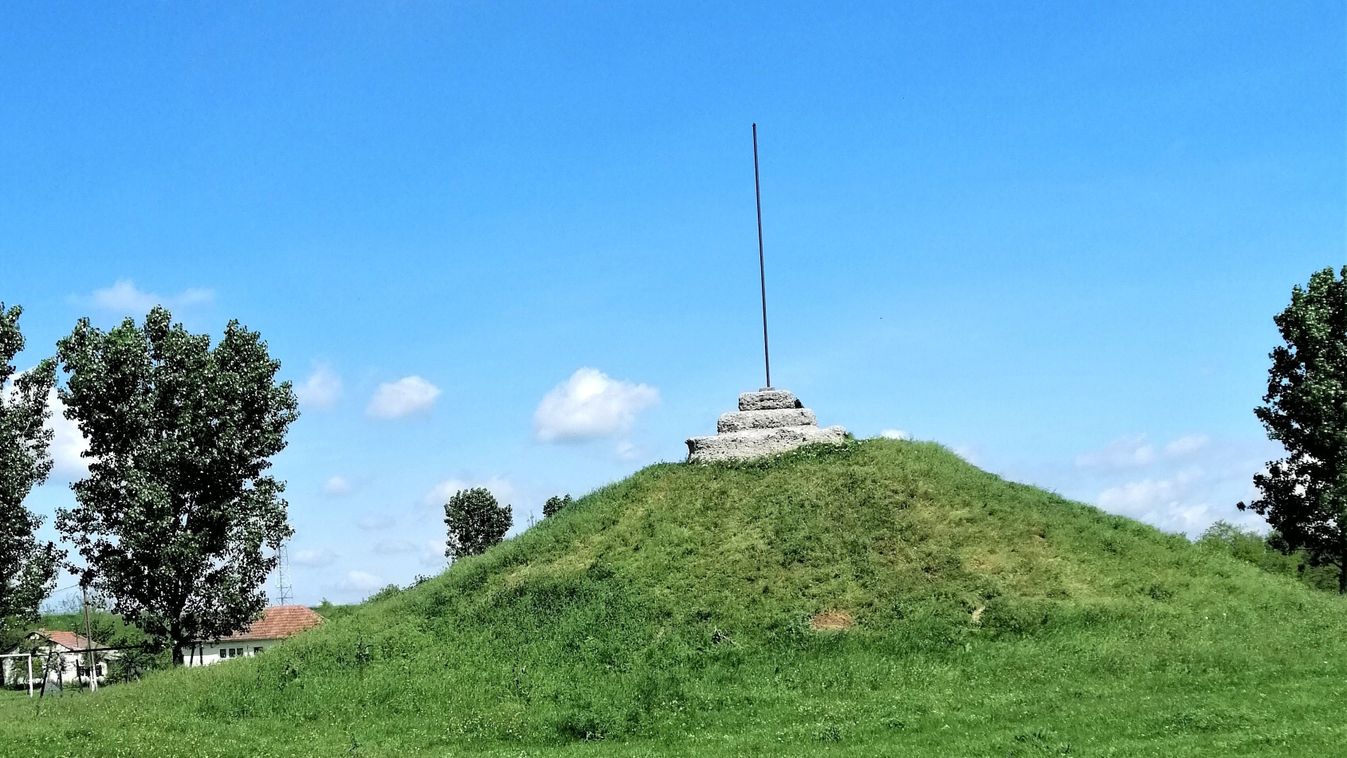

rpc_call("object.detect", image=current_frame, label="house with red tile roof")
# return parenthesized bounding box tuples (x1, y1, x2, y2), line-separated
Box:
(2, 629, 111, 689)
(185, 605, 324, 667)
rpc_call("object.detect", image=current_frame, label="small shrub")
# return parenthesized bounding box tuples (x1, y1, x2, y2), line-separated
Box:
(543, 494, 573, 518)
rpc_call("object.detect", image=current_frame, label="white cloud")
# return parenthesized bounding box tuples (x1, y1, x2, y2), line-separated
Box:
(322, 476, 353, 496)
(615, 440, 641, 461)
(1164, 434, 1210, 458)
(1096, 468, 1213, 534)
(1074, 435, 1157, 470)
(291, 548, 339, 568)
(367, 376, 440, 419)
(879, 429, 910, 440)
(533, 367, 659, 442)
(297, 364, 342, 410)
(338, 570, 385, 593)
(423, 476, 515, 508)
(84, 279, 214, 314)
(953, 445, 981, 466)
(46, 391, 89, 480)
(357, 513, 396, 530)
(0, 379, 86, 481)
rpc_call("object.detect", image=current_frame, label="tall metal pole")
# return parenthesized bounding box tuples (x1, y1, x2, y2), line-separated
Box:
(752, 123, 772, 389)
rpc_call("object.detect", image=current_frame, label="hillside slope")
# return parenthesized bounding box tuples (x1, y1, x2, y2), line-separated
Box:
(4, 440, 1346, 756)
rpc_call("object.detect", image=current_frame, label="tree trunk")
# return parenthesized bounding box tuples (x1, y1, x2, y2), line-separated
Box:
(1339, 562, 1345, 595)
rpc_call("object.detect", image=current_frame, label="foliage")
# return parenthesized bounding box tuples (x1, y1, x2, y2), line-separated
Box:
(6, 440, 1347, 754)
(1239, 266, 1347, 591)
(55, 307, 299, 664)
(1195, 521, 1337, 591)
(0, 303, 62, 644)
(313, 599, 357, 622)
(543, 494, 573, 518)
(443, 487, 511, 560)
(365, 584, 403, 604)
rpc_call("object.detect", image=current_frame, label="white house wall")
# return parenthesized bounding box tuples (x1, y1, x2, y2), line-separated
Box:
(3, 648, 106, 687)
(185, 639, 278, 667)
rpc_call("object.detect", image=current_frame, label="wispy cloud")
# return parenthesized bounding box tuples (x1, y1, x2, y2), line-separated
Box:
(1095, 468, 1221, 535)
(297, 364, 342, 410)
(419, 539, 447, 568)
(81, 279, 214, 315)
(534, 367, 659, 442)
(423, 476, 515, 508)
(367, 376, 440, 419)
(1164, 434, 1210, 457)
(337, 570, 385, 594)
(1074, 434, 1157, 470)
(615, 440, 642, 461)
(879, 429, 909, 440)
(322, 476, 354, 496)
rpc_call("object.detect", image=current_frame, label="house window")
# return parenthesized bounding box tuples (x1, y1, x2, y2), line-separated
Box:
(254, 647, 264, 656)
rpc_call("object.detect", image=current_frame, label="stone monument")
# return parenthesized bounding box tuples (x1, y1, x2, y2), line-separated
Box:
(686, 388, 846, 462)
(685, 125, 847, 462)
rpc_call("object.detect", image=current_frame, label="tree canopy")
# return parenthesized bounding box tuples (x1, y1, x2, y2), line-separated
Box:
(444, 487, 511, 560)
(56, 307, 299, 662)
(1240, 266, 1347, 591)
(0, 304, 61, 643)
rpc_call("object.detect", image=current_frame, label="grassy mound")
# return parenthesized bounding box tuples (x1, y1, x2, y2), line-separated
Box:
(4, 440, 1346, 756)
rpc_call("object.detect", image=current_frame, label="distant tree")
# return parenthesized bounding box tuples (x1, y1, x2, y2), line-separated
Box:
(443, 487, 511, 560)
(0, 304, 62, 643)
(543, 494, 572, 518)
(55, 307, 299, 664)
(1239, 266, 1347, 592)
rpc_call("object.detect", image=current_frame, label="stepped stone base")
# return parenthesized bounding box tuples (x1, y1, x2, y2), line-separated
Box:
(738, 389, 803, 411)
(687, 388, 846, 463)
(718, 407, 816, 433)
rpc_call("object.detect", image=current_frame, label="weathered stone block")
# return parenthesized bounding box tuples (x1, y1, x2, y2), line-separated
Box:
(738, 389, 802, 411)
(717, 407, 817, 433)
(686, 424, 846, 463)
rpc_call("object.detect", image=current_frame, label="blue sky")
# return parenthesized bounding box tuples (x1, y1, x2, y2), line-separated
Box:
(3, 2, 1343, 605)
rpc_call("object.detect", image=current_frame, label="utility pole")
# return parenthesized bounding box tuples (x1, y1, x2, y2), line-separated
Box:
(81, 585, 97, 692)
(752, 123, 772, 389)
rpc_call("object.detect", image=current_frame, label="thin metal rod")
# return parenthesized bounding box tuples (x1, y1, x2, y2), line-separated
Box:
(752, 123, 772, 389)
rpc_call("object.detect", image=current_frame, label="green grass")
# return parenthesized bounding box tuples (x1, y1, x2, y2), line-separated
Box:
(3, 439, 1345, 756)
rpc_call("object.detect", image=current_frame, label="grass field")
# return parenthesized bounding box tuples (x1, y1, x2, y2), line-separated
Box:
(2, 439, 1344, 756)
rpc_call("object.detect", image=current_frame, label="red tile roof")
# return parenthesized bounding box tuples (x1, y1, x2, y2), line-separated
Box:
(36, 630, 99, 651)
(223, 605, 324, 641)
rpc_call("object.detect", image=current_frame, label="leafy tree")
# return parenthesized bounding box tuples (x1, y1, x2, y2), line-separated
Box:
(543, 494, 572, 518)
(1239, 266, 1347, 592)
(55, 306, 299, 664)
(0, 304, 61, 643)
(443, 487, 511, 560)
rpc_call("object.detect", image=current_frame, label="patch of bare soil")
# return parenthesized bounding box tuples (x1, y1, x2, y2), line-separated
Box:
(809, 610, 854, 631)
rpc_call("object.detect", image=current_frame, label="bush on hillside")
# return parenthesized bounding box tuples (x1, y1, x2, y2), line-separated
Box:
(543, 494, 573, 518)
